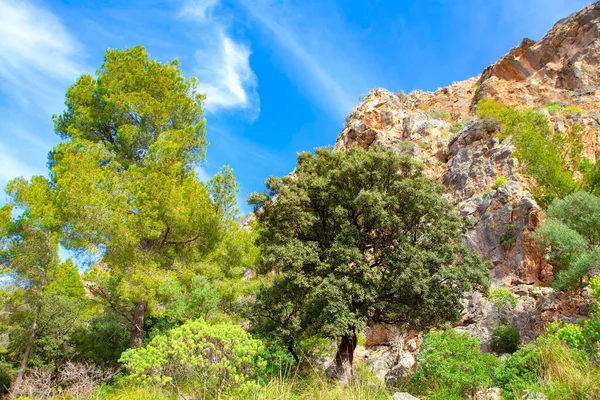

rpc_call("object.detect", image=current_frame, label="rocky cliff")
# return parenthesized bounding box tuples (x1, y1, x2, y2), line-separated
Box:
(335, 2, 600, 377)
(335, 1, 600, 286)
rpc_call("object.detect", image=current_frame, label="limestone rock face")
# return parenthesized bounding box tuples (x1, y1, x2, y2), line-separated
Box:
(335, 2, 600, 286)
(477, 2, 600, 109)
(335, 3, 600, 376)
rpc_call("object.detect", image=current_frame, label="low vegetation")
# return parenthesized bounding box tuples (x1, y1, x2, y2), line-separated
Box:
(476, 98, 595, 207)
(489, 287, 518, 308)
(2, 46, 600, 400)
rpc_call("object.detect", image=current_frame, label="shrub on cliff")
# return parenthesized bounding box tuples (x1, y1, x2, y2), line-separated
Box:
(494, 336, 600, 399)
(476, 99, 584, 207)
(490, 324, 520, 354)
(547, 275, 600, 355)
(534, 191, 600, 290)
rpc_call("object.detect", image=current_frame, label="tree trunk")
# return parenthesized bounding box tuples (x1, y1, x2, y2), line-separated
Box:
(327, 327, 357, 382)
(9, 265, 48, 399)
(288, 338, 300, 365)
(129, 299, 147, 348)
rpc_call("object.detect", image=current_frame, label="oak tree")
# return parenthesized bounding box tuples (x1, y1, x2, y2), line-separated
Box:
(249, 146, 489, 380)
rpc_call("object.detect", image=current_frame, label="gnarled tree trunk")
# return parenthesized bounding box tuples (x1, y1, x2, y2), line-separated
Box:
(129, 299, 147, 348)
(327, 327, 357, 382)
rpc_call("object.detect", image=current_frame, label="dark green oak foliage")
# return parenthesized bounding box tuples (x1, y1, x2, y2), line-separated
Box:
(249, 146, 489, 376)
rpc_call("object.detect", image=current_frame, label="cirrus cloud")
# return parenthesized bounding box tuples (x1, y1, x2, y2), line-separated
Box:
(0, 0, 84, 114)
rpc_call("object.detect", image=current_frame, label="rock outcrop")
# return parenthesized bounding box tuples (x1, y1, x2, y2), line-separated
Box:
(335, 1, 600, 286)
(333, 1, 600, 382)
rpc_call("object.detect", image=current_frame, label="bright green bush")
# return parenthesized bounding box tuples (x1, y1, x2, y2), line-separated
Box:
(490, 324, 520, 354)
(476, 98, 510, 122)
(120, 319, 266, 397)
(494, 176, 508, 189)
(409, 330, 498, 398)
(494, 336, 600, 399)
(545, 102, 563, 115)
(546, 276, 600, 355)
(489, 287, 518, 308)
(493, 343, 540, 398)
(476, 99, 582, 207)
(547, 321, 586, 349)
(563, 105, 584, 117)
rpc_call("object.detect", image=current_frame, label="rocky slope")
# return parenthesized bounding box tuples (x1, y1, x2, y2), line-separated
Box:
(336, 1, 600, 285)
(335, 1, 600, 381)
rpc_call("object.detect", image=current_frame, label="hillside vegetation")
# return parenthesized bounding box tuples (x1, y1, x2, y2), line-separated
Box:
(3, 6, 600, 398)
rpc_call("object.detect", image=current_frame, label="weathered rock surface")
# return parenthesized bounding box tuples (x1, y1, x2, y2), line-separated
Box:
(336, 2, 600, 286)
(392, 392, 420, 400)
(335, 2, 600, 381)
(470, 388, 502, 400)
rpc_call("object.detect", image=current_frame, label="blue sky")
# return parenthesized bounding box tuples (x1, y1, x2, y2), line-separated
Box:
(0, 0, 592, 214)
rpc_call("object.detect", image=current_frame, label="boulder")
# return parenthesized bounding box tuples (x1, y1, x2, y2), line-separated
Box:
(385, 352, 416, 387)
(470, 388, 502, 400)
(392, 392, 420, 400)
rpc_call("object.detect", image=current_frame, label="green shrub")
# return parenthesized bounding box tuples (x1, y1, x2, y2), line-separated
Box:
(476, 98, 509, 122)
(547, 321, 587, 349)
(483, 189, 492, 198)
(546, 276, 600, 355)
(563, 105, 584, 117)
(494, 336, 600, 399)
(476, 99, 582, 207)
(493, 176, 508, 189)
(120, 319, 266, 397)
(494, 344, 540, 399)
(409, 330, 498, 398)
(490, 324, 520, 354)
(545, 102, 563, 115)
(426, 108, 452, 122)
(489, 287, 518, 308)
(536, 193, 600, 290)
(499, 223, 518, 249)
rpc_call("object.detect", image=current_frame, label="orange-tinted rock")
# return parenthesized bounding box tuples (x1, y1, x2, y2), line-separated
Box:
(335, 2, 600, 285)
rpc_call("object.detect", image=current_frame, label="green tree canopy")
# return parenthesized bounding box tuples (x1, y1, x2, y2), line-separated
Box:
(49, 46, 226, 347)
(534, 191, 600, 290)
(248, 146, 489, 379)
(0, 176, 62, 398)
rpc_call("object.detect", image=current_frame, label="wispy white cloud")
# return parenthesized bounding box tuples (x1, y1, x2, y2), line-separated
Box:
(180, 0, 260, 119)
(180, 0, 220, 22)
(236, 0, 371, 119)
(0, 0, 84, 114)
(194, 32, 259, 116)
